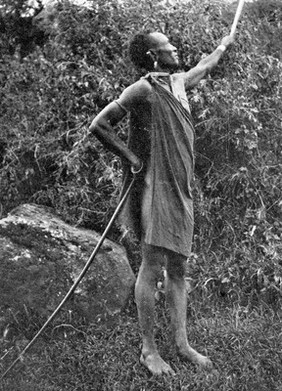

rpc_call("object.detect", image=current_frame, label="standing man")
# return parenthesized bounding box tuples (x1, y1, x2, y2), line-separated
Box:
(89, 30, 234, 376)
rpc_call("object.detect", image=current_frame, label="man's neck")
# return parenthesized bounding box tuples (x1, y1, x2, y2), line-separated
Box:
(155, 63, 178, 74)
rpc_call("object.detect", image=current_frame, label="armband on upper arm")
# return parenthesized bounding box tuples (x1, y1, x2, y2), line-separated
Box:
(217, 44, 226, 53)
(115, 99, 128, 113)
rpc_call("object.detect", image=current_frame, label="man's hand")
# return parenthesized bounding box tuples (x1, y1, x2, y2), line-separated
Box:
(220, 34, 235, 49)
(131, 158, 143, 174)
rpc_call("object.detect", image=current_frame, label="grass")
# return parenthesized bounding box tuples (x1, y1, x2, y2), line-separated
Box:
(1, 292, 282, 391)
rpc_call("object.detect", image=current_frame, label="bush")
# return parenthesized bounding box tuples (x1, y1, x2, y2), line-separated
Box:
(0, 0, 281, 298)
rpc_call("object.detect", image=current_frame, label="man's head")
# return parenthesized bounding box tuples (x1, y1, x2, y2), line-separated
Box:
(129, 31, 179, 72)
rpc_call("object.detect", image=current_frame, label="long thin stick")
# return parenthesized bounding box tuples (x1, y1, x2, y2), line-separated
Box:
(230, 0, 245, 35)
(1, 174, 136, 381)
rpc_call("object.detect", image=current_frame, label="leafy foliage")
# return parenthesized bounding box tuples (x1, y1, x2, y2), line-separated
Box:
(0, 0, 281, 299)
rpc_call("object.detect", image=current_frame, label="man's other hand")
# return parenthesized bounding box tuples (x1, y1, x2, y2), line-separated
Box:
(220, 34, 235, 48)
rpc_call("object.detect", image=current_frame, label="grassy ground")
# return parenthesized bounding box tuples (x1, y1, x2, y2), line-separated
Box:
(1, 292, 282, 391)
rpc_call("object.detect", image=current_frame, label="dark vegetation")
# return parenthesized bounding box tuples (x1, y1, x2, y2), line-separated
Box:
(0, 0, 282, 389)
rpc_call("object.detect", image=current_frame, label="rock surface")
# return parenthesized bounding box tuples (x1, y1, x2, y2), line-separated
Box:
(0, 204, 136, 330)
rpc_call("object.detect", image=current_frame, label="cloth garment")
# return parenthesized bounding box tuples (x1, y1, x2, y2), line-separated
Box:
(118, 74, 195, 257)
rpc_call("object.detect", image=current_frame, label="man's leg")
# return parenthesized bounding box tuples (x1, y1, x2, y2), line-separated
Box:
(165, 251, 213, 370)
(135, 242, 175, 375)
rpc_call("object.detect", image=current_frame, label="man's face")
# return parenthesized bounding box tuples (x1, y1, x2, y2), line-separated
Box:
(150, 32, 179, 69)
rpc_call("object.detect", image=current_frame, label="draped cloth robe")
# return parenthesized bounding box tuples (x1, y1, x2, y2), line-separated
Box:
(118, 74, 195, 258)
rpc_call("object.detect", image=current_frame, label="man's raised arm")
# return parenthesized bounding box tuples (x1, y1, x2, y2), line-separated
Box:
(183, 34, 234, 89)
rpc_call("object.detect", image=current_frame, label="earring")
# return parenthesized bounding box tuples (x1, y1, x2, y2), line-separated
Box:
(154, 61, 158, 70)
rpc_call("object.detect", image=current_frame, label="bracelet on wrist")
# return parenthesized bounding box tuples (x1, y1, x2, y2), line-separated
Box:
(131, 161, 143, 175)
(217, 44, 226, 52)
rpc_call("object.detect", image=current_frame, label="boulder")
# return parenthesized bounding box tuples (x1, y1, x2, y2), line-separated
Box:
(0, 204, 136, 330)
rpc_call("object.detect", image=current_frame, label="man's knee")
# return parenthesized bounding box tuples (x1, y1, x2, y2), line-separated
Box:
(166, 251, 187, 279)
(140, 242, 165, 275)
(140, 243, 186, 279)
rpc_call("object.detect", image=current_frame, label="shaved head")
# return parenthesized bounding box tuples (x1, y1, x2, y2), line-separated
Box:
(129, 31, 178, 72)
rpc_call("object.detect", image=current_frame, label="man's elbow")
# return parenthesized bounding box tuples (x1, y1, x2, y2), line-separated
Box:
(89, 118, 97, 134)
(199, 55, 221, 75)
(198, 61, 214, 76)
(89, 116, 106, 136)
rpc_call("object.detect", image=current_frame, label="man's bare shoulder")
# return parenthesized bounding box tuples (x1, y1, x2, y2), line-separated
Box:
(118, 78, 152, 111)
(124, 78, 152, 99)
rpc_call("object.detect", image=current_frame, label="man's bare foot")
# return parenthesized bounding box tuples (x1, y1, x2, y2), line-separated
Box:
(177, 346, 213, 371)
(140, 352, 176, 376)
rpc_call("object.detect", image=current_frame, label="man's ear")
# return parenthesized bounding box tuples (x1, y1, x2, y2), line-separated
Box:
(146, 50, 156, 62)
